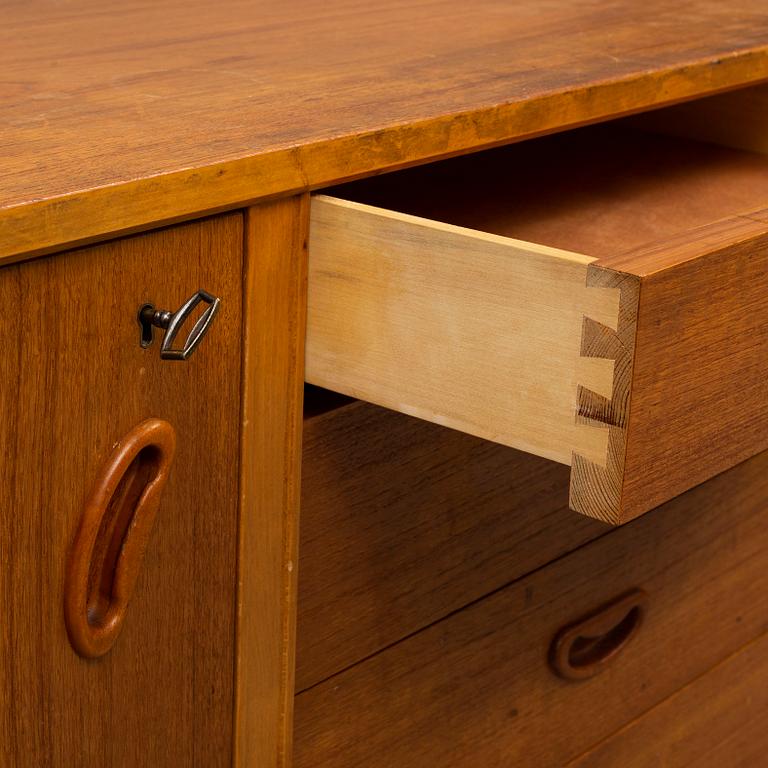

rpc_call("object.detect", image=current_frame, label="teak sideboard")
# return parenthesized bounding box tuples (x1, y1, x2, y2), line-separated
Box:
(4, 2, 768, 766)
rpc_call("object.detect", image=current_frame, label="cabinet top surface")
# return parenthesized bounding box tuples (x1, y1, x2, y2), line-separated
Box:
(3, 0, 768, 260)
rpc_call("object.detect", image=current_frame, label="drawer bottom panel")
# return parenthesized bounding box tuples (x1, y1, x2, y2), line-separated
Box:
(294, 449, 768, 768)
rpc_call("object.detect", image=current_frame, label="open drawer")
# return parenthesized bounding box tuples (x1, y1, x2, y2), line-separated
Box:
(306, 121, 768, 524)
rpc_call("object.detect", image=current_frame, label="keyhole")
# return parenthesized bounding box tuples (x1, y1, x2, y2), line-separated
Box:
(138, 303, 156, 348)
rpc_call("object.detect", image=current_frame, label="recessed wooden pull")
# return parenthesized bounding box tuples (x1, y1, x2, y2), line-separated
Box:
(549, 589, 647, 681)
(64, 418, 177, 659)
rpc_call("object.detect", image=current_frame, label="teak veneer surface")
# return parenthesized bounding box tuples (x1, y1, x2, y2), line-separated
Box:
(3, 0, 768, 260)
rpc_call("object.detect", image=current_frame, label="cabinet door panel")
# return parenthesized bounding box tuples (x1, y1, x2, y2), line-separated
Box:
(0, 214, 243, 767)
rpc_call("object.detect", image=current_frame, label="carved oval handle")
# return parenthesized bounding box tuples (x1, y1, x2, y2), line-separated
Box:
(549, 589, 647, 681)
(65, 418, 177, 659)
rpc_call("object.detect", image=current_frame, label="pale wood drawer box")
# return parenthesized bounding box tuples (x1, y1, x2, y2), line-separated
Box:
(305, 121, 768, 524)
(293, 447, 768, 768)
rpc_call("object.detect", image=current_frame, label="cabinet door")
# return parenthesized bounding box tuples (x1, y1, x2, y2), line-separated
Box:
(0, 214, 243, 766)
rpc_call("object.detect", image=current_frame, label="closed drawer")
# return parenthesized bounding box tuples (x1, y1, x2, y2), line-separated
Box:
(0, 217, 242, 767)
(297, 398, 608, 691)
(568, 630, 768, 767)
(306, 123, 768, 524)
(294, 447, 768, 768)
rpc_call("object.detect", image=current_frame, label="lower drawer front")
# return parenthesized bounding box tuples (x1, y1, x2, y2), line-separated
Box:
(297, 400, 607, 690)
(569, 631, 768, 767)
(294, 448, 768, 768)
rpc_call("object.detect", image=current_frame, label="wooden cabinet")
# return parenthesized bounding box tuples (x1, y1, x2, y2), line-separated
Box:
(0, 215, 243, 766)
(3, 5, 768, 767)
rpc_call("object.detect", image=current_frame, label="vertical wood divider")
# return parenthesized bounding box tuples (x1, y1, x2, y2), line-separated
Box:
(235, 194, 309, 767)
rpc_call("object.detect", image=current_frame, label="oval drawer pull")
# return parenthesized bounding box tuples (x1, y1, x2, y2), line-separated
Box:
(64, 418, 177, 659)
(549, 589, 647, 681)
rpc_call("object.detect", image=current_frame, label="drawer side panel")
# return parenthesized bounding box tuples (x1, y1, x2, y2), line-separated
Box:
(306, 195, 619, 467)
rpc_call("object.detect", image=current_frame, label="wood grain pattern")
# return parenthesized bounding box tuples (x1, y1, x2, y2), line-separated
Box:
(598, 212, 768, 521)
(306, 195, 621, 467)
(0, 215, 243, 766)
(235, 195, 309, 768)
(294, 447, 768, 768)
(297, 400, 608, 691)
(568, 631, 768, 767)
(3, 1, 768, 260)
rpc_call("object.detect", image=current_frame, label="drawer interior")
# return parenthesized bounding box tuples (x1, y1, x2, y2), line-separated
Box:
(307, 119, 768, 524)
(325, 123, 768, 257)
